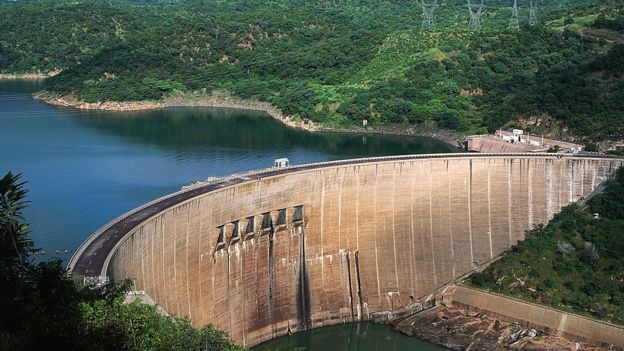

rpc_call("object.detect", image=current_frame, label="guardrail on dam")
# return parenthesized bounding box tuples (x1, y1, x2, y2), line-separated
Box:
(69, 153, 624, 346)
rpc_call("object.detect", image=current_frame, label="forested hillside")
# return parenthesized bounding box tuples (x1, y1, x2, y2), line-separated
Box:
(1, 0, 623, 140)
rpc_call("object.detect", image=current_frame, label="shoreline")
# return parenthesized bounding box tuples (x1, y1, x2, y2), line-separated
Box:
(33, 90, 467, 148)
(33, 91, 165, 112)
(0, 70, 60, 80)
(0, 73, 49, 80)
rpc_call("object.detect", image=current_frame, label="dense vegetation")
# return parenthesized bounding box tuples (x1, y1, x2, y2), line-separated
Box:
(0, 0, 623, 140)
(0, 172, 246, 351)
(469, 167, 624, 325)
(593, 12, 624, 32)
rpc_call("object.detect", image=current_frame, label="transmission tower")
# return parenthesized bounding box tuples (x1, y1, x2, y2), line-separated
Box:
(465, 0, 485, 31)
(529, 0, 538, 26)
(421, 0, 439, 31)
(509, 0, 519, 30)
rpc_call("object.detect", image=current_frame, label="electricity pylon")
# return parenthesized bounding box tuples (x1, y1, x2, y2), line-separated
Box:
(465, 0, 485, 31)
(529, 0, 538, 26)
(509, 0, 520, 30)
(421, 0, 439, 31)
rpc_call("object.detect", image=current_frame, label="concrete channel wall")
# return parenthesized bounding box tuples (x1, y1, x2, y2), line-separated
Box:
(452, 285, 624, 348)
(78, 155, 623, 347)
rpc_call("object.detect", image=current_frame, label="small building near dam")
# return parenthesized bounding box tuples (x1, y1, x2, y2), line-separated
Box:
(466, 129, 584, 153)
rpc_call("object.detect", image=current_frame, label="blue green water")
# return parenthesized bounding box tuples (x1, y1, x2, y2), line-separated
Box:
(0, 80, 455, 256)
(0, 80, 454, 350)
(254, 322, 450, 351)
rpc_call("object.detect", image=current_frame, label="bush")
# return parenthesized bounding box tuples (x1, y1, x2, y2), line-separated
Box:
(436, 111, 460, 130)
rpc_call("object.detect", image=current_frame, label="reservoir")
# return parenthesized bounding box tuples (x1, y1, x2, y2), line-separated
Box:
(0, 80, 455, 350)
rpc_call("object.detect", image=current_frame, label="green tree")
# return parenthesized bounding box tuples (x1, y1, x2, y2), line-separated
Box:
(0, 172, 33, 270)
(0, 172, 247, 351)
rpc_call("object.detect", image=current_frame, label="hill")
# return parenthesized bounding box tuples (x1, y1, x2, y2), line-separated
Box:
(1, 0, 623, 140)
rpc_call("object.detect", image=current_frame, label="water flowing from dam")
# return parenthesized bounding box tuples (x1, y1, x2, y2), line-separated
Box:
(0, 80, 456, 350)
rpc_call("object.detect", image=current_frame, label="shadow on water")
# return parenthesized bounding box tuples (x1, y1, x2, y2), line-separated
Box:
(1, 80, 456, 159)
(253, 322, 451, 351)
(71, 107, 457, 158)
(0, 79, 45, 93)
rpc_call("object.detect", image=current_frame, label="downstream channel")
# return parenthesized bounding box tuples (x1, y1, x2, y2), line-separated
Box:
(0, 80, 455, 350)
(254, 322, 450, 351)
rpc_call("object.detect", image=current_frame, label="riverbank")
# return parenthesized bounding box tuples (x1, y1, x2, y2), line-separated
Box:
(33, 90, 467, 148)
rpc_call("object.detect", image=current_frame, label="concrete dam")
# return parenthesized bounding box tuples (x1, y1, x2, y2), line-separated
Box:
(69, 153, 623, 347)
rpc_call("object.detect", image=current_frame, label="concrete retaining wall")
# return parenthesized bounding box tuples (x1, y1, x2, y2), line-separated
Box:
(104, 155, 623, 346)
(452, 285, 624, 348)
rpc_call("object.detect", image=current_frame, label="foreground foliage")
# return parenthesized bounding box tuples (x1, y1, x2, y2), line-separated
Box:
(469, 168, 624, 325)
(0, 172, 246, 351)
(1, 0, 623, 140)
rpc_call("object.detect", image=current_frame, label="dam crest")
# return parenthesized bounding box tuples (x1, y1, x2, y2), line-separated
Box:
(69, 153, 624, 347)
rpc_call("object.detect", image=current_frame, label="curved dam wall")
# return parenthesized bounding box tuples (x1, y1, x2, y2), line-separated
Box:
(82, 154, 622, 346)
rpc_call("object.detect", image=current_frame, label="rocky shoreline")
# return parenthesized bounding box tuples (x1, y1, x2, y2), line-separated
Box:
(33, 92, 164, 111)
(33, 90, 467, 148)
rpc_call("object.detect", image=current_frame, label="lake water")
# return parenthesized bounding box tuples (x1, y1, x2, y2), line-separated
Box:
(0, 80, 454, 350)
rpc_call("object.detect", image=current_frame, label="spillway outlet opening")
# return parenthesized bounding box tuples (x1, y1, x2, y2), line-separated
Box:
(275, 208, 287, 229)
(215, 225, 226, 251)
(244, 216, 256, 240)
(260, 212, 273, 235)
(292, 205, 304, 223)
(229, 221, 240, 245)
